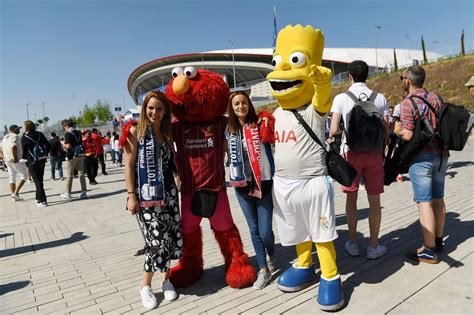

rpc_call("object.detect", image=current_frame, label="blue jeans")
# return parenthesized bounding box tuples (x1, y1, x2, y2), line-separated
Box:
(409, 152, 448, 202)
(50, 156, 63, 179)
(235, 183, 275, 269)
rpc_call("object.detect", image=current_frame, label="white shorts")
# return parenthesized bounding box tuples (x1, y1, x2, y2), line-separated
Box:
(272, 175, 337, 245)
(5, 161, 28, 184)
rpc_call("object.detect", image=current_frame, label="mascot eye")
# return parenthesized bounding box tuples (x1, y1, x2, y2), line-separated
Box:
(184, 66, 197, 79)
(289, 52, 306, 67)
(171, 67, 184, 77)
(271, 55, 282, 68)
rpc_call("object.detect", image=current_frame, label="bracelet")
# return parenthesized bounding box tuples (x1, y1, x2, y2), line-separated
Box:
(127, 191, 135, 194)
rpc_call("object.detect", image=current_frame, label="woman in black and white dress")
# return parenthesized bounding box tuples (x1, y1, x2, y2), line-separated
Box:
(123, 91, 182, 310)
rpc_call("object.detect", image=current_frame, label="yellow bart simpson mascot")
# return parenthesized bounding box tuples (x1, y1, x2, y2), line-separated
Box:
(267, 25, 344, 311)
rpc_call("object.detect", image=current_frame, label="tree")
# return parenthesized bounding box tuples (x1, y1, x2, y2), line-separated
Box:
(421, 36, 428, 64)
(73, 99, 114, 126)
(393, 48, 398, 71)
(461, 29, 465, 56)
(94, 100, 113, 123)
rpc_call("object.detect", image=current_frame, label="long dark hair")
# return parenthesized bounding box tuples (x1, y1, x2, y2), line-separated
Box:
(227, 91, 257, 135)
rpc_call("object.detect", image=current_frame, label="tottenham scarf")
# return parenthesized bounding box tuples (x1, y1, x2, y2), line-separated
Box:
(137, 132, 165, 208)
(228, 125, 262, 198)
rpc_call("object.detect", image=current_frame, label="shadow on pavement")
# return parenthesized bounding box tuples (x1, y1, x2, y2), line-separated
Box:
(87, 188, 127, 199)
(0, 232, 89, 258)
(0, 280, 31, 296)
(341, 212, 473, 306)
(447, 160, 474, 169)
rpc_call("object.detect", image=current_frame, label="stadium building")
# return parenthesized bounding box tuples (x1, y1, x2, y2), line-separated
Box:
(128, 47, 441, 107)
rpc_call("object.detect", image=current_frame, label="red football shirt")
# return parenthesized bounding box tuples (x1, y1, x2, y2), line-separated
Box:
(173, 116, 227, 194)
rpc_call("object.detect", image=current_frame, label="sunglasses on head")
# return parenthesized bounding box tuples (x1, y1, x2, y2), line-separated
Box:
(400, 75, 411, 81)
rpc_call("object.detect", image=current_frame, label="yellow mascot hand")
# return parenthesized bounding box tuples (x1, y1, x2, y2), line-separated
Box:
(309, 64, 332, 114)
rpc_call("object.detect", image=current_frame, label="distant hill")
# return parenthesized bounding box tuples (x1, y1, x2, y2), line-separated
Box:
(258, 54, 474, 113)
(333, 54, 474, 111)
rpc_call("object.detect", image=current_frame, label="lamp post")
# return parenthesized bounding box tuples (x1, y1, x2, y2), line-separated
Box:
(229, 39, 236, 89)
(374, 26, 381, 72)
(405, 34, 411, 64)
(26, 103, 31, 120)
(41, 102, 46, 130)
(433, 40, 440, 56)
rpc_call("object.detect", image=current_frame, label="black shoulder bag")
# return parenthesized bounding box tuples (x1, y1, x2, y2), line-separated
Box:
(291, 110, 357, 187)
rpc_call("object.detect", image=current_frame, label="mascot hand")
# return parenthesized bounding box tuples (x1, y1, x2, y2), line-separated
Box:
(309, 65, 332, 114)
(309, 65, 332, 85)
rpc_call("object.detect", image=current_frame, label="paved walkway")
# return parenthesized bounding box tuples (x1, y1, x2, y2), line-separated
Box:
(1, 140, 472, 314)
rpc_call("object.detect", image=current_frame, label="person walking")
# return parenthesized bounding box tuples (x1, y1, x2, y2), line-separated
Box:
(61, 119, 88, 200)
(49, 132, 64, 181)
(92, 128, 107, 175)
(122, 91, 182, 310)
(82, 130, 98, 185)
(114, 133, 123, 166)
(2, 124, 28, 200)
(226, 91, 276, 289)
(328, 60, 389, 259)
(394, 65, 448, 264)
(21, 120, 51, 207)
(110, 131, 117, 165)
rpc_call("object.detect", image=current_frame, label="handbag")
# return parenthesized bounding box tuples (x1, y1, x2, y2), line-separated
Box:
(191, 190, 218, 218)
(291, 110, 357, 187)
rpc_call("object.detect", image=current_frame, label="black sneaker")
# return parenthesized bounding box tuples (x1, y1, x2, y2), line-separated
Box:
(406, 246, 439, 264)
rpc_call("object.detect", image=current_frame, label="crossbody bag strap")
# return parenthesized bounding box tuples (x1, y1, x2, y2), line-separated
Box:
(291, 109, 328, 154)
(24, 134, 37, 144)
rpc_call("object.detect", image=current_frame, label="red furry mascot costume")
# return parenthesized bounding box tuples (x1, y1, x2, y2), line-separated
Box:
(165, 67, 256, 288)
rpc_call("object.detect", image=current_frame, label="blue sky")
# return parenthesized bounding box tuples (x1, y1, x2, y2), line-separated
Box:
(1, 0, 472, 129)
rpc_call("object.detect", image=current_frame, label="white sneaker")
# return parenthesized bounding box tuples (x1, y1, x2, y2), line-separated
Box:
(61, 192, 72, 200)
(140, 286, 158, 309)
(37, 202, 48, 208)
(10, 194, 21, 201)
(345, 241, 360, 257)
(267, 255, 276, 273)
(162, 279, 177, 301)
(367, 244, 387, 259)
(253, 269, 272, 289)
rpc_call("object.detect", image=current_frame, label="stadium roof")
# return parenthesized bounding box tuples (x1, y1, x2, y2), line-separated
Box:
(128, 47, 441, 104)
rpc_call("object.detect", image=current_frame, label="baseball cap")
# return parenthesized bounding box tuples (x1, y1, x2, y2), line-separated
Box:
(9, 124, 22, 131)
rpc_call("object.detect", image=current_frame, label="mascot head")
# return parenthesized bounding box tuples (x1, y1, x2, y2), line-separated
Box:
(267, 24, 325, 109)
(165, 67, 229, 122)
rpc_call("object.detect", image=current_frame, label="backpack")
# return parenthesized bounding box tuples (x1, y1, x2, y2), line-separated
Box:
(412, 95, 473, 151)
(345, 91, 385, 152)
(25, 134, 48, 162)
(68, 131, 85, 157)
(383, 96, 436, 185)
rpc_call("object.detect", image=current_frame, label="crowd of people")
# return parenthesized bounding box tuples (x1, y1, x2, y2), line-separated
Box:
(1, 119, 123, 206)
(1, 61, 470, 311)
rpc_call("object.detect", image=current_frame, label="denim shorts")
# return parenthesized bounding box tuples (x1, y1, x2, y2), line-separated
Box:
(408, 152, 448, 202)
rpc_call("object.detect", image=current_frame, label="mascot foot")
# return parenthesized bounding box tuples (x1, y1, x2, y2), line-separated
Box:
(169, 227, 204, 288)
(214, 225, 256, 288)
(277, 263, 316, 292)
(317, 274, 344, 311)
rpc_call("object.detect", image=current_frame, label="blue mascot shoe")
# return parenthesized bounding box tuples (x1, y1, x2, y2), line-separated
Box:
(317, 274, 344, 311)
(276, 263, 316, 292)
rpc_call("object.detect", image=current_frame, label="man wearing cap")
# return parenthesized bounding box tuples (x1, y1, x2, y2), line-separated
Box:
(2, 125, 28, 200)
(465, 76, 474, 97)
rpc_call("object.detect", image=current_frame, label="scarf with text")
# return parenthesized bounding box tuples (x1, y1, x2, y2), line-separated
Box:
(137, 131, 165, 207)
(228, 125, 262, 198)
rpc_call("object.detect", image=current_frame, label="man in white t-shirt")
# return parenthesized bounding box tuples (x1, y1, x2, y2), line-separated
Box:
(2, 124, 28, 200)
(329, 60, 388, 260)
